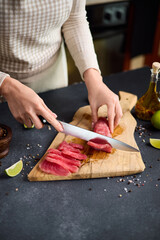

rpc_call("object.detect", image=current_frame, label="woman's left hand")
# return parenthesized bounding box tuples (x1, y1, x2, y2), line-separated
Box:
(84, 68, 123, 133)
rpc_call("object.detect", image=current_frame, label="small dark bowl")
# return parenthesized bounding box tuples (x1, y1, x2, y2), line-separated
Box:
(0, 124, 12, 159)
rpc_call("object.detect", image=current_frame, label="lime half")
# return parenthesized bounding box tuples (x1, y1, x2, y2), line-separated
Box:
(149, 138, 160, 149)
(5, 160, 23, 177)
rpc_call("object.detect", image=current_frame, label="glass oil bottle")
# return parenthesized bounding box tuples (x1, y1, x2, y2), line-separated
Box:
(135, 62, 160, 120)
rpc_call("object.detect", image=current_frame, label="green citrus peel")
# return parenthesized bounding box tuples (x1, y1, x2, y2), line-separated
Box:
(24, 124, 34, 129)
(151, 110, 160, 130)
(149, 138, 160, 149)
(5, 160, 23, 177)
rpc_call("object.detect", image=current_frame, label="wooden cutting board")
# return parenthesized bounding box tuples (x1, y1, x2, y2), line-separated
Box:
(28, 91, 145, 181)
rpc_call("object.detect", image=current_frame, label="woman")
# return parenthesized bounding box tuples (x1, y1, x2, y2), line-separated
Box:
(0, 0, 122, 133)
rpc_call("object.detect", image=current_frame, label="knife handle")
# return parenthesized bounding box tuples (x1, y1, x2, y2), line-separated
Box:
(39, 116, 47, 124)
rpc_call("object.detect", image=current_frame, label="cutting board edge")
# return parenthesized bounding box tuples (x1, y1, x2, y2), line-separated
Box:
(28, 168, 145, 182)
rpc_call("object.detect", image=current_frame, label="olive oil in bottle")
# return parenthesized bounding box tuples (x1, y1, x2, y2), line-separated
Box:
(135, 62, 160, 120)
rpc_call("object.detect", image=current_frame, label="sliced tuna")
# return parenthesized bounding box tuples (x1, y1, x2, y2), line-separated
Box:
(62, 149, 87, 160)
(69, 142, 84, 150)
(46, 156, 79, 173)
(93, 117, 112, 137)
(47, 152, 81, 167)
(47, 148, 62, 155)
(58, 141, 81, 153)
(87, 138, 112, 153)
(39, 160, 70, 176)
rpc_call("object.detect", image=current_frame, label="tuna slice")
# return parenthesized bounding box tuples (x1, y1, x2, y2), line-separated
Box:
(69, 142, 84, 150)
(46, 156, 79, 173)
(47, 148, 62, 155)
(87, 138, 112, 153)
(93, 117, 112, 137)
(58, 141, 81, 153)
(47, 152, 81, 167)
(62, 149, 87, 160)
(87, 117, 113, 152)
(39, 160, 70, 176)
(40, 141, 85, 176)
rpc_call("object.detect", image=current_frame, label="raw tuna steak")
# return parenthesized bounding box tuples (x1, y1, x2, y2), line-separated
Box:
(47, 153, 81, 167)
(40, 141, 85, 176)
(47, 148, 62, 155)
(87, 117, 113, 152)
(69, 142, 84, 150)
(58, 141, 81, 153)
(87, 138, 112, 153)
(39, 160, 70, 176)
(45, 156, 79, 173)
(93, 117, 112, 137)
(62, 149, 87, 160)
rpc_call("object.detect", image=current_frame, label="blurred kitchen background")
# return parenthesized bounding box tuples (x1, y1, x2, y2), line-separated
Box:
(66, 0, 160, 85)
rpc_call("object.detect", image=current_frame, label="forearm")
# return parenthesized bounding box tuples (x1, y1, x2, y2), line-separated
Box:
(84, 68, 103, 92)
(62, 0, 100, 79)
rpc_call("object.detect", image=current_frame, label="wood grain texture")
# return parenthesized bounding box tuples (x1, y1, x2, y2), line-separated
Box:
(28, 91, 145, 181)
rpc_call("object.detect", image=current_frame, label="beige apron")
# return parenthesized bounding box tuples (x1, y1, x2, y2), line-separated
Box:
(20, 42, 68, 93)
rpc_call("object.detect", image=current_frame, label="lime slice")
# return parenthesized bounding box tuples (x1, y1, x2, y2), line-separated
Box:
(149, 138, 160, 149)
(5, 160, 23, 177)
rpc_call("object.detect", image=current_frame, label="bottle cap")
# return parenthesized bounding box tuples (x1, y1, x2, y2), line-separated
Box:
(152, 62, 160, 74)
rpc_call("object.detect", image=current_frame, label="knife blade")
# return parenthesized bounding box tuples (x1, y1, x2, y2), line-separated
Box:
(59, 121, 139, 152)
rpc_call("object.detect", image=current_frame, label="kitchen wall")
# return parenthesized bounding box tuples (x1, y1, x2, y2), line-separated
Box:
(66, 0, 128, 85)
(66, 33, 125, 85)
(66, 0, 160, 85)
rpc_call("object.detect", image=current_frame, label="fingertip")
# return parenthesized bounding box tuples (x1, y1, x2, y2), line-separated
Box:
(58, 122, 64, 132)
(110, 128, 113, 134)
(53, 113, 57, 118)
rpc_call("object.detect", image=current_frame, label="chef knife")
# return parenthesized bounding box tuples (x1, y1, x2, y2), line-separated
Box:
(59, 121, 139, 152)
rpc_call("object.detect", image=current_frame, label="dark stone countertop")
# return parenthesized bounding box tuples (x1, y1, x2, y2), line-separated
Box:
(0, 67, 160, 240)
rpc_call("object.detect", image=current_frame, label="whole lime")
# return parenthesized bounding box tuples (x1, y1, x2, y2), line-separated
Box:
(151, 110, 160, 130)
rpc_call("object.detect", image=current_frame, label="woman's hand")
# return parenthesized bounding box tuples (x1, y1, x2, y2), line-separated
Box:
(84, 69, 123, 133)
(0, 76, 63, 131)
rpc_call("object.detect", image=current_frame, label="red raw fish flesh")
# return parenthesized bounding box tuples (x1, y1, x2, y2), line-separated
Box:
(39, 141, 87, 176)
(39, 160, 70, 176)
(47, 152, 81, 167)
(58, 141, 81, 153)
(62, 149, 87, 160)
(69, 142, 84, 150)
(45, 156, 79, 173)
(39, 118, 113, 176)
(93, 117, 112, 137)
(87, 138, 112, 153)
(87, 117, 113, 152)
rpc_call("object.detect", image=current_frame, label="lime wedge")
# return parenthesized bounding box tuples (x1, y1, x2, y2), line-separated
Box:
(5, 160, 23, 177)
(24, 124, 34, 129)
(149, 138, 160, 149)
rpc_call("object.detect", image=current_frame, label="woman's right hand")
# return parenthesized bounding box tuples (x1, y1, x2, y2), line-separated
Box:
(0, 76, 63, 131)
